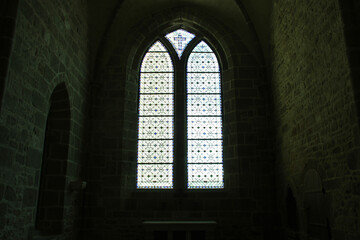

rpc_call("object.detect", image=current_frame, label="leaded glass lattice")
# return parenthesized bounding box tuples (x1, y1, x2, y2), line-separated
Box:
(187, 95, 221, 116)
(187, 41, 223, 189)
(137, 164, 173, 189)
(138, 140, 173, 163)
(138, 40, 174, 189)
(187, 73, 221, 94)
(137, 32, 224, 190)
(188, 52, 219, 72)
(139, 94, 173, 116)
(187, 117, 222, 139)
(140, 73, 173, 94)
(188, 164, 224, 189)
(138, 117, 174, 139)
(141, 52, 173, 72)
(188, 140, 222, 163)
(165, 29, 195, 58)
(192, 41, 213, 52)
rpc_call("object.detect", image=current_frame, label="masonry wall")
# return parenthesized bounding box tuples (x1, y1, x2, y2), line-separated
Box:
(84, 8, 277, 240)
(0, 0, 90, 239)
(0, 1, 19, 112)
(271, 0, 360, 239)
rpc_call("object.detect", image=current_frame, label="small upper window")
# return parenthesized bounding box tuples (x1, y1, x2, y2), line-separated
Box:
(165, 29, 195, 58)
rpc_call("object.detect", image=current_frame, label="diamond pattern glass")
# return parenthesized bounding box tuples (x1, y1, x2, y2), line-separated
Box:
(187, 117, 222, 139)
(188, 164, 224, 189)
(193, 41, 213, 52)
(187, 73, 221, 94)
(187, 41, 223, 189)
(138, 140, 173, 163)
(188, 140, 222, 163)
(141, 52, 173, 72)
(188, 53, 219, 73)
(137, 164, 173, 189)
(187, 95, 221, 116)
(138, 40, 174, 189)
(139, 94, 173, 116)
(148, 41, 168, 52)
(138, 116, 173, 139)
(140, 73, 173, 94)
(166, 29, 195, 58)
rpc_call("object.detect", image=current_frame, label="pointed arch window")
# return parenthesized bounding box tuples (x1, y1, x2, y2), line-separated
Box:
(137, 29, 223, 189)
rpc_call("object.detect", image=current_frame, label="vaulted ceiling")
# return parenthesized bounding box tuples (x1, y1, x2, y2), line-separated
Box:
(87, 0, 273, 67)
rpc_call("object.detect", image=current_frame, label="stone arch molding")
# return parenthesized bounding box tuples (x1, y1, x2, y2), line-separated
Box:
(98, 6, 263, 80)
(283, 180, 303, 236)
(36, 82, 71, 235)
(43, 74, 74, 113)
(95, 6, 269, 193)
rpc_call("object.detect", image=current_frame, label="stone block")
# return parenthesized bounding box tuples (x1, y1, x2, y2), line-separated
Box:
(237, 199, 256, 211)
(0, 203, 6, 230)
(0, 145, 13, 168)
(31, 90, 45, 110)
(20, 0, 33, 20)
(0, 183, 4, 201)
(237, 67, 259, 79)
(5, 186, 16, 201)
(22, 188, 37, 207)
(26, 148, 42, 169)
(235, 79, 253, 88)
(347, 149, 360, 170)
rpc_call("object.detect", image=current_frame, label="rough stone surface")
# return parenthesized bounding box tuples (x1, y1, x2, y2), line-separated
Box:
(0, 0, 90, 239)
(271, 0, 360, 239)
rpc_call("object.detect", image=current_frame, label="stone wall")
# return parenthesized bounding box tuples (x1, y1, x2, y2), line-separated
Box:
(84, 7, 277, 240)
(0, 0, 90, 239)
(271, 0, 360, 239)
(0, 1, 19, 111)
(339, 1, 360, 131)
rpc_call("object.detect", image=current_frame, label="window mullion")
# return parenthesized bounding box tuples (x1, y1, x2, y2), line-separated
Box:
(174, 59, 186, 190)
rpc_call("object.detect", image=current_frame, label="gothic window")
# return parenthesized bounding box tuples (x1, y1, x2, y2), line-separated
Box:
(137, 29, 224, 189)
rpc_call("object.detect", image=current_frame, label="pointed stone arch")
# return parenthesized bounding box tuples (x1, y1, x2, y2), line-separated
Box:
(36, 82, 71, 235)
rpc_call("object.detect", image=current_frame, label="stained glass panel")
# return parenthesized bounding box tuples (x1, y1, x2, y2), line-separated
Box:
(148, 41, 168, 52)
(139, 117, 173, 139)
(188, 140, 222, 163)
(140, 73, 173, 94)
(137, 164, 173, 189)
(187, 94, 221, 116)
(138, 140, 173, 163)
(187, 73, 221, 94)
(139, 94, 173, 116)
(193, 41, 213, 52)
(138, 40, 174, 189)
(188, 52, 219, 72)
(141, 52, 173, 72)
(187, 117, 222, 139)
(187, 41, 223, 189)
(165, 29, 195, 58)
(188, 164, 224, 189)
